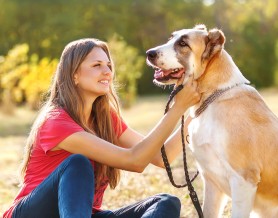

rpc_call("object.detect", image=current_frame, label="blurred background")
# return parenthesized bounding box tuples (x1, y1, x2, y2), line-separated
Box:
(0, 0, 278, 217)
(1, 0, 278, 109)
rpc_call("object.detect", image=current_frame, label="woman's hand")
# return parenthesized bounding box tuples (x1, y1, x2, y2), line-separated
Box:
(172, 75, 201, 112)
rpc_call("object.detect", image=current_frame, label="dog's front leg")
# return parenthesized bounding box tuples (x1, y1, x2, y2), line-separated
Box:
(203, 176, 228, 218)
(230, 176, 257, 218)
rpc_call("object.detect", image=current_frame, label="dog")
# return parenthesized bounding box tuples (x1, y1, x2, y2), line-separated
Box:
(146, 24, 278, 218)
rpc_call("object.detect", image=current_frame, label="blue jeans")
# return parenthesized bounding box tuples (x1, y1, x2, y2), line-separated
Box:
(12, 154, 181, 218)
(93, 193, 181, 218)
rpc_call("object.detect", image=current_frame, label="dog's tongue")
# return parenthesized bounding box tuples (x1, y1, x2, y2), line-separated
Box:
(154, 68, 185, 79)
(154, 69, 163, 79)
(154, 69, 174, 79)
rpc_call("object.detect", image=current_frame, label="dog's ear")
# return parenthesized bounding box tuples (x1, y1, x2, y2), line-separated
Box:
(201, 28, 225, 62)
(194, 24, 207, 32)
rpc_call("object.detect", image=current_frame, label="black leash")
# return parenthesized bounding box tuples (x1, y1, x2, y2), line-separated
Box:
(161, 84, 204, 218)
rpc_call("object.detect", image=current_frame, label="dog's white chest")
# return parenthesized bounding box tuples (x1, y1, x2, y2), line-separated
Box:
(188, 110, 237, 194)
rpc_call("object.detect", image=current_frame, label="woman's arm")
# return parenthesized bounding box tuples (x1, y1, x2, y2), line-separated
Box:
(57, 105, 184, 172)
(118, 115, 192, 168)
(56, 79, 200, 172)
(151, 114, 192, 168)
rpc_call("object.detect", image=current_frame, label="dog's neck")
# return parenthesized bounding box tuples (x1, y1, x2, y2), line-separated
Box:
(188, 50, 249, 118)
(196, 49, 249, 98)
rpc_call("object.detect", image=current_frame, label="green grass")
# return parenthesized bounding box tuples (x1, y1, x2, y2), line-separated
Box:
(1, 90, 278, 217)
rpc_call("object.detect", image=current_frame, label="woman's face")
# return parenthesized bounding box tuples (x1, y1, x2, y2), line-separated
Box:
(74, 46, 113, 101)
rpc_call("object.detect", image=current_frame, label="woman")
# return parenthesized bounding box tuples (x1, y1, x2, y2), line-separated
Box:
(3, 38, 200, 218)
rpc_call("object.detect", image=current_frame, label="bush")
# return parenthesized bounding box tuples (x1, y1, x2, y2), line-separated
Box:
(0, 44, 29, 107)
(0, 44, 58, 109)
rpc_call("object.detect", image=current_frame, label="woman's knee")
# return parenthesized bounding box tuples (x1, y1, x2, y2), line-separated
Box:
(157, 193, 181, 209)
(64, 154, 94, 176)
(67, 154, 90, 164)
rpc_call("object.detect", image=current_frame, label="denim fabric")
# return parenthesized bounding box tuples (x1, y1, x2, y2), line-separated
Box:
(12, 154, 181, 218)
(92, 193, 181, 218)
(12, 154, 95, 218)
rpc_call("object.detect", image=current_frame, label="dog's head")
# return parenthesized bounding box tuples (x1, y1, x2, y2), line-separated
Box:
(146, 24, 225, 85)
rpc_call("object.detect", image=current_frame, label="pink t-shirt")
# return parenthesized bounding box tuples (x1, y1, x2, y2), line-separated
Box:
(3, 108, 127, 218)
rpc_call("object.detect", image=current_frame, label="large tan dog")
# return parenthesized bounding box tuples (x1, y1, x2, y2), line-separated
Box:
(146, 25, 278, 218)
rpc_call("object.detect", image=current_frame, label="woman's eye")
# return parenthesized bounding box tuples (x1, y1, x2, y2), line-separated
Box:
(93, 64, 100, 67)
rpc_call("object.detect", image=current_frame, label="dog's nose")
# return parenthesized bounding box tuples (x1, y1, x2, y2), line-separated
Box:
(146, 49, 157, 60)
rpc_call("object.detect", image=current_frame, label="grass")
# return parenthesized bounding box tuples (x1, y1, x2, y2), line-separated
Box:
(0, 89, 278, 217)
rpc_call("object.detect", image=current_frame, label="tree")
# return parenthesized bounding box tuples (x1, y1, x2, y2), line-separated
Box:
(1, 0, 277, 97)
(108, 34, 144, 108)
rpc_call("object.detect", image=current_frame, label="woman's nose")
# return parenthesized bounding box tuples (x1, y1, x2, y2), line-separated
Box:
(102, 65, 112, 75)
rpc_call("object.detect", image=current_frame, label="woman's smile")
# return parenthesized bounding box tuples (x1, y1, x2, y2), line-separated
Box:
(99, 79, 110, 86)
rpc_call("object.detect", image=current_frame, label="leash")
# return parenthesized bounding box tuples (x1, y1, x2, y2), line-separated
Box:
(161, 82, 247, 217)
(161, 84, 204, 218)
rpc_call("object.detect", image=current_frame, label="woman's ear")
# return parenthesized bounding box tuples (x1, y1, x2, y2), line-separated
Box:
(73, 73, 79, 86)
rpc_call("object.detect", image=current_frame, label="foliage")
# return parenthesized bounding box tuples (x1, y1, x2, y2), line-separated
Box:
(19, 55, 58, 108)
(0, 0, 277, 99)
(108, 34, 144, 108)
(212, 0, 278, 88)
(0, 44, 58, 109)
(0, 44, 29, 106)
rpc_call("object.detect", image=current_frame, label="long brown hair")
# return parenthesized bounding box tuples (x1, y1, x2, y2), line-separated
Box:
(20, 38, 121, 189)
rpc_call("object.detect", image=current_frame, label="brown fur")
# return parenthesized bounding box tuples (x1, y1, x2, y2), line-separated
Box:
(147, 25, 278, 217)
(197, 29, 278, 208)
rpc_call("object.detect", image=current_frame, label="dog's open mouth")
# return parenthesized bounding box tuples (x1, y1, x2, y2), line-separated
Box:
(154, 68, 185, 82)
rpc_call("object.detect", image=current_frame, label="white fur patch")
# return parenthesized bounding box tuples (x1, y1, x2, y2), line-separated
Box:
(151, 39, 182, 69)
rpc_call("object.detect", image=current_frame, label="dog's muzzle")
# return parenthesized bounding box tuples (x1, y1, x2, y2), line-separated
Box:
(146, 49, 185, 84)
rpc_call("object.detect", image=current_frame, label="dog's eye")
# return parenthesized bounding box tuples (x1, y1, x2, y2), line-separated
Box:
(179, 40, 189, 47)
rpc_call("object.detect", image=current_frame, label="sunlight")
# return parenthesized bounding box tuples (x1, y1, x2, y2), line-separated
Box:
(203, 0, 214, 6)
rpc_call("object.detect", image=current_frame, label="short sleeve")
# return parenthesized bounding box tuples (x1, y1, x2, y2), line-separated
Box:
(111, 111, 128, 138)
(39, 109, 84, 153)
